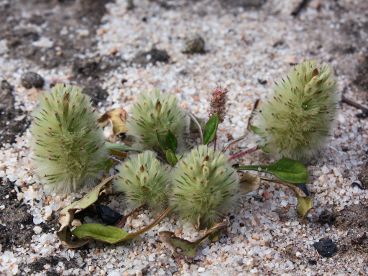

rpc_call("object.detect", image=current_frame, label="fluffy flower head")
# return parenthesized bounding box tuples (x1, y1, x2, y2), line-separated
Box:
(30, 84, 108, 193)
(170, 145, 239, 228)
(127, 90, 186, 150)
(252, 61, 338, 160)
(114, 151, 169, 210)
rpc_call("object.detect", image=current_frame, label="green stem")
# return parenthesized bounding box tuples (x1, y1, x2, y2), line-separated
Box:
(105, 142, 141, 153)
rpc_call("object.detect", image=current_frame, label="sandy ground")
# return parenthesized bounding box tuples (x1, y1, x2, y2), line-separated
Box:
(0, 0, 368, 275)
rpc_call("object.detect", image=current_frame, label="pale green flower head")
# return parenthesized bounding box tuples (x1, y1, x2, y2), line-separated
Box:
(127, 90, 186, 151)
(114, 151, 170, 210)
(252, 60, 338, 161)
(30, 84, 108, 193)
(170, 145, 239, 228)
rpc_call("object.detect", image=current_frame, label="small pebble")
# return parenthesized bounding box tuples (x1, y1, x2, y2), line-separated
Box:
(33, 226, 42, 234)
(313, 238, 338, 258)
(182, 34, 205, 54)
(21, 72, 45, 89)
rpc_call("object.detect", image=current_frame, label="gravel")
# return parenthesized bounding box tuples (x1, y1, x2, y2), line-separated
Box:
(1, 0, 368, 275)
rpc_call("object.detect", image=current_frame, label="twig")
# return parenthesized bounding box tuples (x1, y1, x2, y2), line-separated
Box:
(229, 145, 259, 161)
(187, 112, 204, 144)
(222, 133, 248, 152)
(291, 0, 311, 17)
(341, 95, 368, 114)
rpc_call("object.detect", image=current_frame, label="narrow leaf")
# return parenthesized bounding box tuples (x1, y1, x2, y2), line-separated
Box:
(203, 113, 219, 145)
(237, 158, 308, 184)
(72, 224, 129, 244)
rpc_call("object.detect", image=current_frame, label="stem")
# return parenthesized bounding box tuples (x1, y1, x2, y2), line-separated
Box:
(222, 133, 248, 152)
(341, 95, 368, 114)
(260, 177, 307, 198)
(105, 142, 142, 153)
(229, 145, 259, 160)
(187, 112, 204, 144)
(126, 207, 172, 239)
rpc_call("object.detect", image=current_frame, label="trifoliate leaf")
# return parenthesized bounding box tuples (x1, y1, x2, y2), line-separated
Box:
(237, 158, 308, 184)
(203, 113, 219, 145)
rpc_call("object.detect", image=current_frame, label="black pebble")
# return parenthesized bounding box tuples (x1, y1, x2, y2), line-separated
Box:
(313, 238, 337, 258)
(21, 71, 44, 89)
(318, 210, 336, 225)
(95, 204, 123, 225)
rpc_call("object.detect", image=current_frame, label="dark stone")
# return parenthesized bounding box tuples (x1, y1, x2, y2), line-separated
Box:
(182, 34, 206, 54)
(95, 204, 123, 225)
(318, 210, 336, 225)
(21, 72, 45, 89)
(132, 48, 170, 66)
(313, 238, 338, 258)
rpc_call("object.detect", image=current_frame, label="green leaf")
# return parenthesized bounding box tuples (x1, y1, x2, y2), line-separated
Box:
(157, 131, 178, 152)
(72, 224, 129, 244)
(165, 149, 178, 166)
(203, 114, 219, 145)
(297, 197, 313, 218)
(237, 158, 308, 184)
(165, 131, 177, 152)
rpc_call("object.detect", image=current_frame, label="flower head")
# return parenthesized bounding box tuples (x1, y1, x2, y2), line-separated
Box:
(209, 86, 228, 123)
(252, 61, 338, 160)
(170, 145, 239, 228)
(30, 84, 108, 193)
(127, 90, 186, 150)
(114, 151, 170, 210)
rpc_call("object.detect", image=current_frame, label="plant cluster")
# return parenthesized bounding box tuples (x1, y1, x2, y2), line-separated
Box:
(31, 61, 338, 255)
